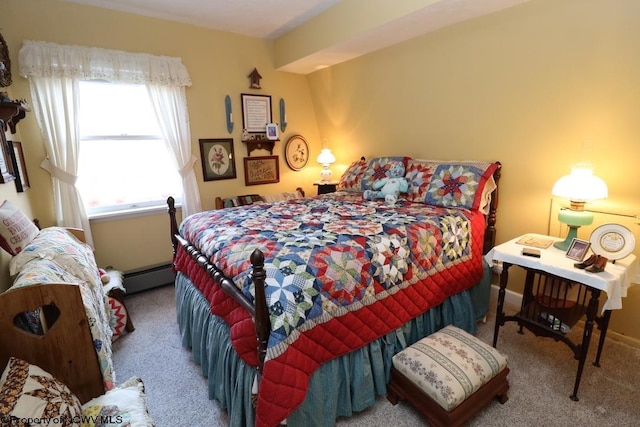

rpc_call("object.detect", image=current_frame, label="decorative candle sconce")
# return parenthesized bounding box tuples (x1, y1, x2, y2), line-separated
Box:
(225, 95, 233, 134)
(279, 98, 287, 133)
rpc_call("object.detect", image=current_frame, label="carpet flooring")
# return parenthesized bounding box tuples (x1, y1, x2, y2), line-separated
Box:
(112, 284, 640, 426)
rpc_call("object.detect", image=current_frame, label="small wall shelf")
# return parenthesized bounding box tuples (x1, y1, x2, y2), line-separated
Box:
(243, 139, 279, 156)
(0, 101, 30, 133)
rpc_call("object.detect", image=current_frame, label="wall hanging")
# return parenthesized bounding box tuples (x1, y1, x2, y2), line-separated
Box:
(248, 68, 262, 89)
(284, 135, 309, 171)
(224, 95, 233, 134)
(199, 138, 237, 181)
(279, 98, 287, 132)
(244, 155, 279, 185)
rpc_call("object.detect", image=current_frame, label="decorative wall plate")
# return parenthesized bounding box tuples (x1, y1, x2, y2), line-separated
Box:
(284, 135, 309, 171)
(589, 223, 635, 260)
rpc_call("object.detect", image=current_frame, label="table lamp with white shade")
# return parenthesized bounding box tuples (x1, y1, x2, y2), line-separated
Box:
(317, 148, 336, 183)
(551, 164, 608, 251)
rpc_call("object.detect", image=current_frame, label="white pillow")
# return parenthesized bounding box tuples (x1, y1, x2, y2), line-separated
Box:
(81, 376, 154, 426)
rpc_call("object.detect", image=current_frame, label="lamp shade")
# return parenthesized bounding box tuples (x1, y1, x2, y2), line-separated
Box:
(551, 165, 608, 205)
(316, 149, 336, 166)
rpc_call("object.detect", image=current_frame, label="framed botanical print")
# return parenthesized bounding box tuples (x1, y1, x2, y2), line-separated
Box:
(199, 138, 237, 181)
(244, 156, 279, 185)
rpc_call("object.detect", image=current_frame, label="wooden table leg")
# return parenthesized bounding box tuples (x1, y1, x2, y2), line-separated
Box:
(570, 287, 601, 401)
(493, 262, 511, 348)
(593, 309, 612, 367)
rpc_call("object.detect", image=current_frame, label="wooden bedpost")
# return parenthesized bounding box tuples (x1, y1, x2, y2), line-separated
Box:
(483, 162, 501, 254)
(251, 249, 269, 375)
(167, 197, 178, 259)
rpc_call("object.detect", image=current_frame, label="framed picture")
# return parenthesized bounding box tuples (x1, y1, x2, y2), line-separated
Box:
(0, 123, 15, 184)
(566, 238, 591, 261)
(241, 94, 272, 133)
(284, 134, 309, 171)
(8, 141, 29, 192)
(266, 123, 279, 140)
(199, 138, 237, 181)
(244, 155, 279, 185)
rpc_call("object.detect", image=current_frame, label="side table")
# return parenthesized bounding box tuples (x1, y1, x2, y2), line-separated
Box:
(485, 234, 638, 401)
(313, 180, 339, 195)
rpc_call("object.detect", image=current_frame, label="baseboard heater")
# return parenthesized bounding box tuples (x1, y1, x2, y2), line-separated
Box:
(123, 263, 174, 294)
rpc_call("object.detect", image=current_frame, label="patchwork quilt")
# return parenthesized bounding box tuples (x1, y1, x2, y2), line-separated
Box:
(175, 192, 487, 426)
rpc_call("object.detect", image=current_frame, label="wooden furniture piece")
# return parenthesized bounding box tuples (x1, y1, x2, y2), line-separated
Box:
(243, 138, 277, 156)
(214, 187, 305, 210)
(165, 161, 502, 426)
(387, 325, 509, 427)
(0, 284, 104, 403)
(313, 180, 339, 195)
(487, 234, 638, 401)
(0, 100, 29, 133)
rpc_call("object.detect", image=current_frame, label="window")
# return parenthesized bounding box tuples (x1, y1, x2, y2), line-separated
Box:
(77, 81, 182, 217)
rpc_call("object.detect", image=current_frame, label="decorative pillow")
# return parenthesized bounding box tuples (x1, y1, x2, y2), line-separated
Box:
(337, 159, 367, 192)
(360, 157, 409, 192)
(405, 159, 499, 211)
(0, 200, 40, 255)
(81, 377, 155, 427)
(0, 357, 83, 426)
(108, 297, 129, 341)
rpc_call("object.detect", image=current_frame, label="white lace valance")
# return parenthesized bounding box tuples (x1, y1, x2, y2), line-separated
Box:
(19, 40, 192, 87)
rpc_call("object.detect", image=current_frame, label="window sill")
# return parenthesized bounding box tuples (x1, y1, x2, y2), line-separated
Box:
(88, 203, 181, 223)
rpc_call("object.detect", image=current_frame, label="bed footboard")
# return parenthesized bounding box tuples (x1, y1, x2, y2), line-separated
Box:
(167, 197, 270, 373)
(0, 284, 104, 403)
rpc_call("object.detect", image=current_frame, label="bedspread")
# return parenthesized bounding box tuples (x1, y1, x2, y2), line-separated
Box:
(8, 227, 115, 391)
(176, 193, 487, 426)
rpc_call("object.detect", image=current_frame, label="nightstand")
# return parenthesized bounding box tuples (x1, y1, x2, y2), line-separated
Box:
(485, 234, 638, 401)
(313, 181, 339, 195)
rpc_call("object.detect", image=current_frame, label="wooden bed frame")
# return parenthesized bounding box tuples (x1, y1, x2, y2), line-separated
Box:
(0, 283, 104, 403)
(166, 162, 501, 375)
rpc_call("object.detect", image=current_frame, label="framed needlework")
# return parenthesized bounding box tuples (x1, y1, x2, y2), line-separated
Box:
(244, 156, 279, 185)
(199, 138, 237, 181)
(241, 94, 272, 133)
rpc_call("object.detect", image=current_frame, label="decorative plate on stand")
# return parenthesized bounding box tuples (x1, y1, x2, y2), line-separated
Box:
(589, 223, 635, 260)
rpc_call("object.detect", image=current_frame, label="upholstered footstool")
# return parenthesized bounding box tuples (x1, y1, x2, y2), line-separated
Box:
(387, 325, 509, 427)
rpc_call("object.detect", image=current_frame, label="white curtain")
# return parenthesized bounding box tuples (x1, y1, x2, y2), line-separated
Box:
(28, 76, 93, 245)
(18, 40, 200, 239)
(147, 84, 201, 217)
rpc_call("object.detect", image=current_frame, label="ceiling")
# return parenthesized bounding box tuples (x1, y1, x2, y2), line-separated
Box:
(61, 0, 529, 74)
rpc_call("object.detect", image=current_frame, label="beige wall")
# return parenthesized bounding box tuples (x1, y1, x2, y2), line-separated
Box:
(306, 0, 640, 342)
(0, 0, 323, 278)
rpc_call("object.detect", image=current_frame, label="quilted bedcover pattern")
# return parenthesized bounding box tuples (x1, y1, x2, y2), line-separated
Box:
(175, 193, 487, 426)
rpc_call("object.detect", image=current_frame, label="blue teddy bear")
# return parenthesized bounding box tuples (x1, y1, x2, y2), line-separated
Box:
(363, 163, 409, 205)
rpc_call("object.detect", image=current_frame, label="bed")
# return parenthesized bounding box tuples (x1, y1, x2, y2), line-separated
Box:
(167, 157, 502, 427)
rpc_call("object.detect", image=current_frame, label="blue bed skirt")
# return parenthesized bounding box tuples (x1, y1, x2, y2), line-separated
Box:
(175, 271, 480, 427)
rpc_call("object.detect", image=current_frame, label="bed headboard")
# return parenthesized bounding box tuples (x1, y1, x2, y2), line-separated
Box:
(483, 161, 501, 254)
